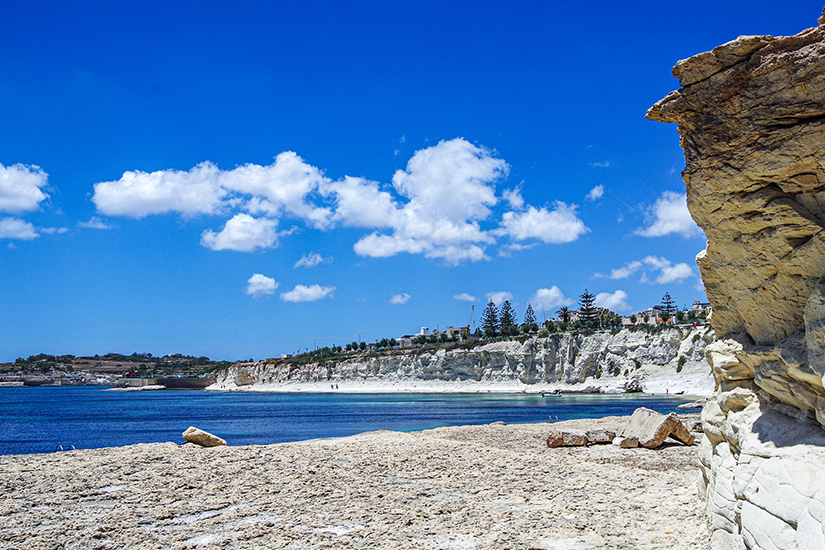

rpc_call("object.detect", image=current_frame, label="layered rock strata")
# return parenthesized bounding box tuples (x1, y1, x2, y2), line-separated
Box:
(648, 11, 825, 549)
(210, 327, 713, 394)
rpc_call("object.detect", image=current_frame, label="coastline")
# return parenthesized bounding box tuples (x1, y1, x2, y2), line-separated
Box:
(0, 414, 708, 549)
(205, 373, 713, 398)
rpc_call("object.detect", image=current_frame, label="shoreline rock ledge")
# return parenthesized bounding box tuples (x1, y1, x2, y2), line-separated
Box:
(648, 9, 825, 550)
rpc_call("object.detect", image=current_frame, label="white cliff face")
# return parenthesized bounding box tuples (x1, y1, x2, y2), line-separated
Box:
(648, 13, 825, 549)
(209, 326, 714, 395)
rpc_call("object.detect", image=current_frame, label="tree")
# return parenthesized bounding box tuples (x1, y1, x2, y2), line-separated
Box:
(661, 293, 676, 320)
(522, 303, 538, 333)
(481, 300, 500, 337)
(578, 289, 598, 328)
(499, 300, 517, 336)
(630, 314, 637, 325)
(556, 306, 571, 324)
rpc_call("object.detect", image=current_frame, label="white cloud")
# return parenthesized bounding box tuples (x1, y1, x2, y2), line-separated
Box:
(0, 163, 48, 214)
(498, 203, 588, 244)
(641, 256, 694, 284)
(77, 217, 114, 230)
(502, 187, 524, 210)
(322, 176, 398, 228)
(93, 162, 227, 218)
(221, 152, 332, 229)
(389, 293, 411, 305)
(201, 214, 279, 252)
(595, 290, 631, 312)
(589, 161, 610, 168)
(245, 273, 278, 300)
(453, 293, 478, 302)
(586, 185, 604, 201)
(529, 287, 574, 312)
(636, 191, 702, 238)
(39, 227, 68, 235)
(485, 291, 513, 305)
(294, 252, 332, 269)
(0, 217, 38, 240)
(280, 284, 336, 303)
(596, 256, 694, 285)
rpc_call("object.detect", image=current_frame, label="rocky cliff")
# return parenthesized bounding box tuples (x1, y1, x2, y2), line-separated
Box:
(210, 326, 714, 394)
(647, 11, 825, 549)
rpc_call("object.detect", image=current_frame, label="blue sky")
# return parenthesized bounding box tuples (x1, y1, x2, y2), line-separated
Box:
(1, 1, 821, 361)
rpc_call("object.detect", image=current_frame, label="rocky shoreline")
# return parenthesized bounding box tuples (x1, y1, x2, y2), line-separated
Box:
(0, 414, 707, 549)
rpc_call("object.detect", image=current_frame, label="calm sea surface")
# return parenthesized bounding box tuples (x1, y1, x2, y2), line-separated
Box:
(0, 387, 696, 455)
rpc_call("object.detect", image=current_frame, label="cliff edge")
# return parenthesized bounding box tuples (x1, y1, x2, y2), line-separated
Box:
(210, 327, 714, 395)
(648, 10, 825, 550)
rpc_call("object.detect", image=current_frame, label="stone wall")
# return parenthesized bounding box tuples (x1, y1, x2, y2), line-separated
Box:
(648, 11, 825, 549)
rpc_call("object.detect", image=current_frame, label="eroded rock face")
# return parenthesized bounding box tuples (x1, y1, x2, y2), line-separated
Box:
(648, 11, 825, 549)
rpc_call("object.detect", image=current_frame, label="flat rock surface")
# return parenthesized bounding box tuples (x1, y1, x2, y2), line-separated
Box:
(0, 415, 707, 549)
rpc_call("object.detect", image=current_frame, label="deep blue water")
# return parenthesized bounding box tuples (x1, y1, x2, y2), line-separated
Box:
(0, 387, 694, 455)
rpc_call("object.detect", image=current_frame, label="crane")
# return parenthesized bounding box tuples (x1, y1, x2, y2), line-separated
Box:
(464, 305, 474, 338)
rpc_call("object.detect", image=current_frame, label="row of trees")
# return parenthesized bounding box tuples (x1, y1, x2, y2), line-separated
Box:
(481, 301, 539, 337)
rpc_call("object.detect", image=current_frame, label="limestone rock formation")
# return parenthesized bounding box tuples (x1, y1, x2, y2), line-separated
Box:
(648, 10, 825, 549)
(210, 327, 714, 394)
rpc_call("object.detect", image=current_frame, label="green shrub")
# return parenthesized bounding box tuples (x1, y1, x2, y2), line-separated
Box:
(677, 355, 686, 373)
(595, 369, 602, 379)
(624, 369, 629, 376)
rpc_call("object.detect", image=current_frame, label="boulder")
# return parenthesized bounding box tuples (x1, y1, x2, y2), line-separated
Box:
(619, 407, 695, 448)
(182, 426, 227, 447)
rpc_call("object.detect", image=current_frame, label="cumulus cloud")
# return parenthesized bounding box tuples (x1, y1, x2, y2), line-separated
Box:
(389, 293, 411, 305)
(641, 256, 694, 284)
(485, 291, 513, 305)
(93, 162, 227, 218)
(502, 187, 524, 210)
(0, 217, 39, 240)
(498, 203, 588, 244)
(595, 290, 631, 312)
(90, 138, 596, 263)
(201, 214, 280, 252)
(636, 191, 702, 238)
(77, 217, 114, 230)
(245, 273, 278, 300)
(280, 284, 336, 303)
(294, 251, 332, 269)
(595, 256, 694, 285)
(586, 185, 604, 201)
(453, 293, 478, 302)
(529, 287, 574, 312)
(0, 163, 49, 214)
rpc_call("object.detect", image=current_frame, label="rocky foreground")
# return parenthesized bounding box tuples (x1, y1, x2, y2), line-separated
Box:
(0, 415, 706, 550)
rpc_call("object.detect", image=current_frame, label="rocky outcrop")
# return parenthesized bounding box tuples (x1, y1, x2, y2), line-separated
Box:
(648, 10, 825, 549)
(209, 327, 714, 394)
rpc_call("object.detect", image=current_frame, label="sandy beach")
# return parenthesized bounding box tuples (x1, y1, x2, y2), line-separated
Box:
(0, 414, 707, 550)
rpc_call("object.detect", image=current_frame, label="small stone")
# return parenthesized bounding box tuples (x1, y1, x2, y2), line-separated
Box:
(585, 429, 617, 444)
(543, 429, 588, 448)
(182, 426, 227, 447)
(612, 436, 639, 448)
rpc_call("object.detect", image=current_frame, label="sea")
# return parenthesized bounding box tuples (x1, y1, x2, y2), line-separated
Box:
(0, 386, 697, 455)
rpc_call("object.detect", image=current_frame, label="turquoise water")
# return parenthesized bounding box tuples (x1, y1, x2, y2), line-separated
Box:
(0, 386, 694, 455)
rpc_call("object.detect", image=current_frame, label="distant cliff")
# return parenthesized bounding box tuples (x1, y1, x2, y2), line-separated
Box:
(209, 326, 714, 394)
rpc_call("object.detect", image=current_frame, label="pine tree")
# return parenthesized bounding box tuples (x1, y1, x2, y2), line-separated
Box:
(523, 303, 537, 332)
(661, 292, 676, 323)
(481, 300, 500, 337)
(578, 289, 598, 328)
(499, 300, 516, 335)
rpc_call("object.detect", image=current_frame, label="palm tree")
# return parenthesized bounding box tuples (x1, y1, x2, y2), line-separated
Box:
(556, 306, 571, 324)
